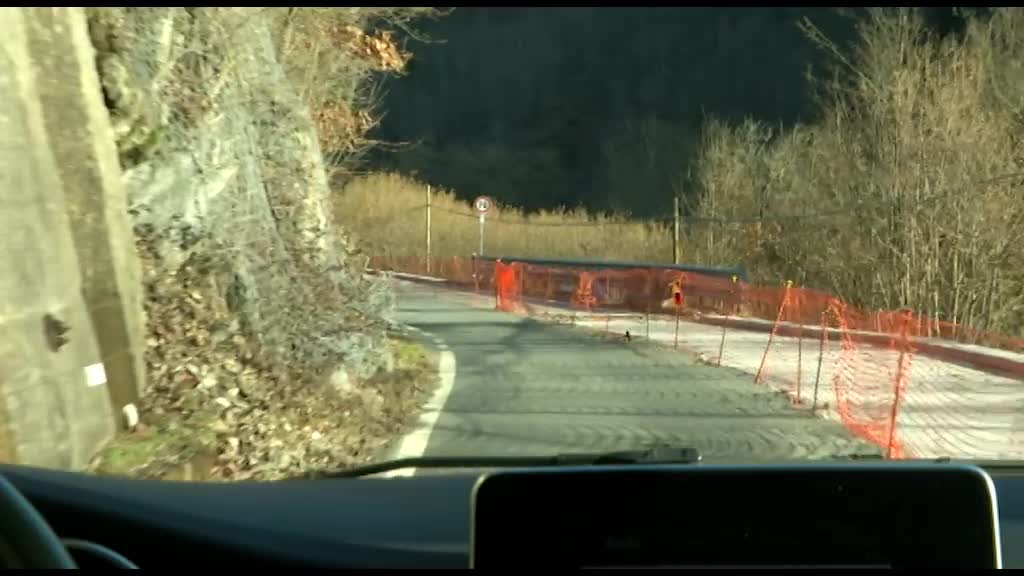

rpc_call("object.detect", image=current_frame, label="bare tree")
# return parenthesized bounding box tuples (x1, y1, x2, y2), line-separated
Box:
(689, 8, 1024, 338)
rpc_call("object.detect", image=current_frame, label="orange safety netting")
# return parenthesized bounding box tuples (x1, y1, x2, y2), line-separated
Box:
(494, 260, 523, 313)
(369, 255, 1024, 460)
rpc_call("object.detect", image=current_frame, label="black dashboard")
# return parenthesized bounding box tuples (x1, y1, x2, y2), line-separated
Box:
(1, 462, 1022, 569)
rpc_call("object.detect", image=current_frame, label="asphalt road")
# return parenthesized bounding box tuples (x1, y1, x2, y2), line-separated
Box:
(393, 280, 879, 463)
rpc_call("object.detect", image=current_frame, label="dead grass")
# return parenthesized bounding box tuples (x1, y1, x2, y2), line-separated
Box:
(89, 334, 438, 481)
(88, 413, 219, 481)
(333, 172, 675, 262)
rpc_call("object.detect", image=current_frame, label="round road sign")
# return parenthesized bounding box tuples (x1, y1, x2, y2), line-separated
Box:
(473, 195, 493, 215)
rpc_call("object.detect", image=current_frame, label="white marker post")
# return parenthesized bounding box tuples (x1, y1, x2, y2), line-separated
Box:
(473, 196, 492, 257)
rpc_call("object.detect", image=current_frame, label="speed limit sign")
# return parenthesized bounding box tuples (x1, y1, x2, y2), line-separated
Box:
(473, 196, 492, 256)
(473, 196, 492, 215)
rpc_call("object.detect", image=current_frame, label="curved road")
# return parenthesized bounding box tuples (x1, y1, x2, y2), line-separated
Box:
(392, 279, 878, 463)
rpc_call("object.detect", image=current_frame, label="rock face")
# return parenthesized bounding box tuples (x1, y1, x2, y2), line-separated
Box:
(89, 7, 395, 382)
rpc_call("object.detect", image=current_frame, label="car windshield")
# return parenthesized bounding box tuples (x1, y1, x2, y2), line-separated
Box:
(4, 6, 1024, 483)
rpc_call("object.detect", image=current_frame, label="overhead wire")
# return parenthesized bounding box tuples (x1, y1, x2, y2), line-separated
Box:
(376, 171, 1024, 228)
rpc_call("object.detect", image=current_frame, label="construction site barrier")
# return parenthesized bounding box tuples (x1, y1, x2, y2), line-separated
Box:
(369, 254, 1024, 461)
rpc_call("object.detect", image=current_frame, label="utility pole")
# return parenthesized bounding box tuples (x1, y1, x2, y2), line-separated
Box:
(673, 193, 680, 264)
(425, 184, 432, 274)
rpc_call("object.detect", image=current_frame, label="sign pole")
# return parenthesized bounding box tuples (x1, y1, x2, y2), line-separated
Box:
(674, 300, 681, 349)
(472, 196, 492, 257)
(812, 311, 827, 412)
(673, 194, 680, 264)
(425, 184, 432, 274)
(479, 213, 485, 256)
(673, 279, 682, 349)
(718, 275, 738, 367)
(645, 269, 652, 340)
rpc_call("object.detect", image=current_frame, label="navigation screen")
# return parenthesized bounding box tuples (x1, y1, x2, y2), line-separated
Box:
(471, 466, 1000, 568)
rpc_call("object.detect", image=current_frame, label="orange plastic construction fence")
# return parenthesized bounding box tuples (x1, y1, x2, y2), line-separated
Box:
(369, 255, 1024, 460)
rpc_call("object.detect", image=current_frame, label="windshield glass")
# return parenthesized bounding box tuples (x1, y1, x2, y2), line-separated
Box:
(5, 6, 1023, 482)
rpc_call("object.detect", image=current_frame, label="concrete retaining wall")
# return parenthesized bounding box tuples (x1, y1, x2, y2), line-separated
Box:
(0, 7, 143, 469)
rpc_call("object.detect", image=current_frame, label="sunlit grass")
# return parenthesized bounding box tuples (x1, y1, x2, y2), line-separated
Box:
(333, 172, 675, 263)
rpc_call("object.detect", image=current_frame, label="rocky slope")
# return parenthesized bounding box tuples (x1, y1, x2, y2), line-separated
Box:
(84, 7, 435, 479)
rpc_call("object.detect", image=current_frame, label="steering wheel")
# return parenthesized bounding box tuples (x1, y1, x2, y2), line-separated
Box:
(0, 475, 76, 568)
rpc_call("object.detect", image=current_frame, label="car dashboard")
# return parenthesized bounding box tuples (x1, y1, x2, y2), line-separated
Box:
(0, 462, 1022, 569)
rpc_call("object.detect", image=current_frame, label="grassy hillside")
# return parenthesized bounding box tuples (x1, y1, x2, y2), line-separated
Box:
(333, 172, 676, 264)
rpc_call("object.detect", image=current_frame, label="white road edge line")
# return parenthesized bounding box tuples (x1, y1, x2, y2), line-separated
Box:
(381, 328, 457, 478)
